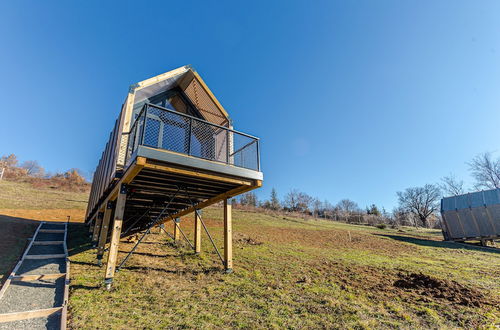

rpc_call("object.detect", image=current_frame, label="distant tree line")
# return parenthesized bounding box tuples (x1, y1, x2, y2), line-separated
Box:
(234, 152, 500, 229)
(0, 153, 89, 192)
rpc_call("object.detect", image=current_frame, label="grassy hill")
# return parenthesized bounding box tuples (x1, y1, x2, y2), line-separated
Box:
(0, 181, 498, 328)
(68, 209, 500, 328)
(0, 180, 88, 209)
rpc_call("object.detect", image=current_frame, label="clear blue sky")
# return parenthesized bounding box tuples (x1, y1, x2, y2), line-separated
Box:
(1, 1, 500, 210)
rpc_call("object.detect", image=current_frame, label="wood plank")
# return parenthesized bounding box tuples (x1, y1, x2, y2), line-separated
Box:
(39, 229, 65, 233)
(224, 199, 233, 271)
(61, 221, 70, 330)
(33, 241, 64, 245)
(11, 273, 65, 282)
(0, 307, 62, 323)
(87, 157, 146, 222)
(194, 211, 201, 254)
(173, 219, 180, 242)
(143, 161, 252, 186)
(25, 254, 66, 260)
(92, 213, 103, 244)
(104, 187, 127, 289)
(166, 183, 260, 221)
(96, 205, 113, 262)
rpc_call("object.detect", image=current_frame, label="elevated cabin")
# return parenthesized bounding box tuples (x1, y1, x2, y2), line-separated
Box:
(441, 189, 500, 245)
(86, 66, 262, 288)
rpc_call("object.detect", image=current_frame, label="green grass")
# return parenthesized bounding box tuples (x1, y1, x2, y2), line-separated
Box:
(68, 207, 500, 329)
(0, 180, 88, 209)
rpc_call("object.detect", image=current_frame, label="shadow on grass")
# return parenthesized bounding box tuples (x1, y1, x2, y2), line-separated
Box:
(117, 250, 179, 258)
(117, 265, 223, 275)
(67, 223, 93, 257)
(71, 284, 101, 291)
(0, 214, 43, 284)
(376, 234, 500, 254)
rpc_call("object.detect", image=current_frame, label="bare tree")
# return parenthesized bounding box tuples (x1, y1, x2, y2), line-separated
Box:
(439, 174, 464, 196)
(336, 199, 359, 215)
(397, 184, 441, 228)
(468, 152, 500, 190)
(312, 198, 322, 218)
(284, 189, 312, 213)
(239, 192, 258, 207)
(21, 160, 44, 177)
(0, 154, 18, 168)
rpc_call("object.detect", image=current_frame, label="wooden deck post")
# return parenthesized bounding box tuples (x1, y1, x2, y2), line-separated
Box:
(104, 184, 127, 290)
(194, 210, 201, 254)
(92, 212, 104, 246)
(224, 199, 233, 272)
(96, 202, 113, 266)
(173, 218, 181, 242)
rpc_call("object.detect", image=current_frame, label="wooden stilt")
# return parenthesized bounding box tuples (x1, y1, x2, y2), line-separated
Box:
(174, 218, 181, 242)
(92, 212, 103, 246)
(96, 203, 113, 265)
(224, 199, 233, 272)
(104, 184, 127, 289)
(194, 210, 201, 254)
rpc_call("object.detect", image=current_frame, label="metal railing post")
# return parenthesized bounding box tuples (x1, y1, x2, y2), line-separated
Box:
(226, 130, 230, 165)
(256, 139, 260, 171)
(141, 105, 147, 146)
(187, 117, 192, 155)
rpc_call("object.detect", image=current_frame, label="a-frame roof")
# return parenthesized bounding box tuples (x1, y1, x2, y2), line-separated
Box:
(129, 65, 231, 125)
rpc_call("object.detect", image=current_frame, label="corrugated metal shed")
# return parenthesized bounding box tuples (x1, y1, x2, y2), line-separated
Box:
(441, 189, 500, 241)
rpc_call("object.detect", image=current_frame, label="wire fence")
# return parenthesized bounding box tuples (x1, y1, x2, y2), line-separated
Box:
(125, 103, 260, 171)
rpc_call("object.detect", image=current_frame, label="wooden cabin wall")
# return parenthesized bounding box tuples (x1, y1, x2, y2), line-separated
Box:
(86, 114, 124, 220)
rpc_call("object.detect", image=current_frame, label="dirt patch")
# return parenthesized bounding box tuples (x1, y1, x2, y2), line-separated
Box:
(234, 232, 262, 246)
(243, 226, 415, 255)
(394, 273, 487, 307)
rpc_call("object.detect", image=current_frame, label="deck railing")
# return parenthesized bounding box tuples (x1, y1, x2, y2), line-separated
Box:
(125, 103, 260, 171)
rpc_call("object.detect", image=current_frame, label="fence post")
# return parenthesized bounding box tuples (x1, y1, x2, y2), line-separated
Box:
(0, 168, 4, 180)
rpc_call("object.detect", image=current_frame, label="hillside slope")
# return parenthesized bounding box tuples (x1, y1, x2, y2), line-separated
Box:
(0, 181, 498, 328)
(68, 207, 500, 328)
(0, 180, 88, 284)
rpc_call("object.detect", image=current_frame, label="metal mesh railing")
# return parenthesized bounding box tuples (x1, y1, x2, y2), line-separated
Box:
(125, 104, 260, 171)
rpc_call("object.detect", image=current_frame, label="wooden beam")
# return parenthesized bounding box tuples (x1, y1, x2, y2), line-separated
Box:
(96, 203, 113, 264)
(224, 199, 233, 272)
(87, 156, 146, 222)
(0, 307, 62, 323)
(39, 229, 65, 234)
(173, 218, 181, 242)
(92, 212, 104, 245)
(194, 211, 201, 254)
(33, 241, 64, 245)
(107, 157, 146, 201)
(104, 185, 127, 289)
(25, 254, 66, 260)
(143, 161, 252, 186)
(167, 182, 260, 221)
(61, 221, 70, 330)
(11, 273, 65, 282)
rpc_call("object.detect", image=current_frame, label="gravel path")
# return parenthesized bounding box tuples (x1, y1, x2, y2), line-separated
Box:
(0, 313, 61, 330)
(0, 222, 67, 329)
(28, 245, 65, 255)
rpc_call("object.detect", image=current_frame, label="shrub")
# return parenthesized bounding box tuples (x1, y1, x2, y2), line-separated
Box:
(376, 223, 387, 229)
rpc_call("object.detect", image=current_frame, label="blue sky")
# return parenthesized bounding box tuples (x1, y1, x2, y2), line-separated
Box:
(1, 1, 500, 210)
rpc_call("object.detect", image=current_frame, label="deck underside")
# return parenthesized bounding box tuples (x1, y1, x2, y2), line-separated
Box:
(87, 156, 261, 239)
